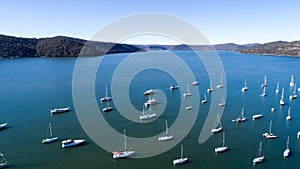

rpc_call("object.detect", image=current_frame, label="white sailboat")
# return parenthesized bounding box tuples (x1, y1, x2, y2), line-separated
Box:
(185, 105, 192, 110)
(289, 84, 297, 100)
(218, 97, 225, 106)
(100, 85, 112, 103)
(143, 89, 154, 95)
(253, 142, 264, 165)
(261, 76, 267, 87)
(144, 95, 158, 107)
(275, 82, 280, 94)
(173, 144, 188, 165)
(183, 85, 192, 97)
(61, 139, 85, 148)
(215, 132, 228, 153)
(290, 74, 295, 87)
(113, 129, 134, 159)
(233, 107, 246, 122)
(0, 153, 8, 168)
(139, 105, 157, 120)
(158, 120, 173, 141)
(262, 121, 277, 139)
(280, 88, 285, 106)
(0, 123, 8, 130)
(211, 114, 222, 133)
(260, 86, 266, 97)
(207, 80, 213, 93)
(283, 136, 290, 158)
(42, 122, 58, 144)
(201, 93, 207, 104)
(170, 84, 179, 90)
(50, 107, 70, 114)
(103, 102, 113, 112)
(242, 78, 248, 92)
(217, 73, 224, 88)
(252, 114, 263, 120)
(286, 107, 291, 121)
(191, 81, 198, 86)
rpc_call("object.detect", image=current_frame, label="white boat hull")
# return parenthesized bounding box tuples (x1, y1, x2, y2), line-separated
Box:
(215, 146, 228, 153)
(0, 123, 8, 129)
(173, 157, 188, 165)
(262, 133, 277, 139)
(113, 151, 134, 159)
(62, 139, 85, 148)
(283, 149, 290, 158)
(211, 127, 222, 133)
(253, 156, 264, 164)
(42, 137, 58, 144)
(158, 135, 173, 141)
(139, 113, 157, 120)
(252, 114, 263, 120)
(185, 106, 192, 110)
(50, 107, 70, 114)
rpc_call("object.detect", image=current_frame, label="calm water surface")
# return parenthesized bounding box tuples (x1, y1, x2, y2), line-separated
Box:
(0, 51, 300, 169)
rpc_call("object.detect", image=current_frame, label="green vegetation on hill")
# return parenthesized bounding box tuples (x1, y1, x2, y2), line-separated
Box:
(0, 35, 142, 58)
(237, 41, 300, 56)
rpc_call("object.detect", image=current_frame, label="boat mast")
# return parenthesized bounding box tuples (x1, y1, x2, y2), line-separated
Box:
(180, 144, 183, 158)
(124, 129, 127, 150)
(49, 122, 53, 137)
(287, 136, 289, 149)
(241, 107, 244, 118)
(269, 121, 272, 134)
(165, 120, 168, 135)
(258, 142, 262, 157)
(222, 132, 225, 147)
(244, 79, 247, 88)
(281, 88, 285, 100)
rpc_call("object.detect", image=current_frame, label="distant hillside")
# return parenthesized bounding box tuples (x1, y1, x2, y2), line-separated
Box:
(237, 41, 300, 57)
(136, 43, 246, 51)
(0, 35, 142, 58)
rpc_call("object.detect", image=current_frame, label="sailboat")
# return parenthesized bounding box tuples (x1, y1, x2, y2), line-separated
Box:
(207, 80, 213, 93)
(290, 74, 295, 87)
(252, 114, 263, 120)
(280, 88, 285, 106)
(217, 73, 224, 88)
(218, 97, 225, 106)
(275, 82, 280, 94)
(100, 85, 112, 102)
(0, 123, 8, 130)
(158, 120, 173, 141)
(215, 132, 228, 153)
(261, 76, 267, 87)
(113, 129, 134, 159)
(242, 78, 248, 92)
(211, 114, 222, 133)
(289, 84, 297, 100)
(144, 95, 158, 107)
(233, 107, 246, 122)
(103, 101, 113, 112)
(42, 122, 58, 144)
(191, 81, 198, 86)
(283, 136, 290, 158)
(185, 104, 192, 110)
(262, 121, 277, 139)
(253, 142, 264, 165)
(143, 89, 154, 95)
(260, 86, 266, 97)
(0, 153, 8, 168)
(183, 85, 192, 97)
(173, 144, 188, 165)
(139, 105, 157, 120)
(201, 93, 207, 104)
(170, 84, 179, 90)
(286, 107, 292, 121)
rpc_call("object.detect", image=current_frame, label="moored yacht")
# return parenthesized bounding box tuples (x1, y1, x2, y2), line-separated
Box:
(62, 139, 85, 148)
(262, 121, 277, 139)
(50, 107, 70, 114)
(253, 142, 264, 165)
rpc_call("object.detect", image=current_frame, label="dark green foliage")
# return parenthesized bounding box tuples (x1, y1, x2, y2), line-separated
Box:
(0, 35, 142, 58)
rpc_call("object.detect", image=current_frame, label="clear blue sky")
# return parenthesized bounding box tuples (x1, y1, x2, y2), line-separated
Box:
(1, 0, 300, 44)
